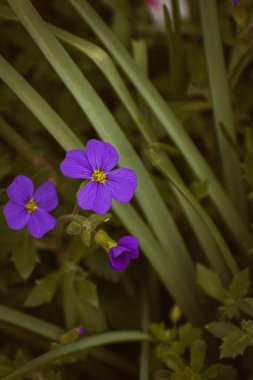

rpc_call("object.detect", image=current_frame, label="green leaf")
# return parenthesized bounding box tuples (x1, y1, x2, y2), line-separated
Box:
(203, 364, 236, 380)
(85, 249, 122, 283)
(164, 352, 185, 372)
(197, 264, 227, 303)
(11, 232, 39, 280)
(25, 269, 65, 307)
(190, 339, 207, 373)
(206, 321, 241, 338)
(178, 323, 202, 348)
(220, 330, 252, 358)
(229, 268, 250, 300)
(241, 320, 253, 335)
(76, 277, 99, 309)
(150, 323, 167, 341)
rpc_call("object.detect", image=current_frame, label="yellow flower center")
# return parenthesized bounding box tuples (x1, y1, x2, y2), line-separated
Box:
(91, 169, 107, 184)
(25, 198, 38, 213)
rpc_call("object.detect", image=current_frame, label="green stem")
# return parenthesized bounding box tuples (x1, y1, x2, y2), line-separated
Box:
(200, 0, 247, 220)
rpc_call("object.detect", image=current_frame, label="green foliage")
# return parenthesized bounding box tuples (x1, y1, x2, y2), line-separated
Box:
(25, 268, 65, 307)
(11, 232, 39, 280)
(0, 0, 253, 379)
(197, 264, 227, 303)
(197, 265, 251, 319)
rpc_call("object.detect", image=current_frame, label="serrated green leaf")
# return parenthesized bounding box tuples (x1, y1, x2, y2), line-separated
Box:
(206, 321, 241, 338)
(178, 323, 202, 348)
(190, 339, 207, 373)
(197, 264, 227, 303)
(76, 277, 99, 309)
(25, 269, 65, 307)
(11, 232, 39, 280)
(203, 364, 236, 380)
(241, 320, 253, 335)
(220, 330, 252, 358)
(229, 268, 250, 300)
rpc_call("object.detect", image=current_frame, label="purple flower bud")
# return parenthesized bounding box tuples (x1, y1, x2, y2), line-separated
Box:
(77, 326, 85, 336)
(109, 235, 139, 271)
(3, 175, 58, 238)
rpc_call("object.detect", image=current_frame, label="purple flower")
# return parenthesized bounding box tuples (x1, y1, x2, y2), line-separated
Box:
(233, 0, 240, 5)
(60, 139, 137, 214)
(3, 175, 58, 238)
(109, 235, 139, 271)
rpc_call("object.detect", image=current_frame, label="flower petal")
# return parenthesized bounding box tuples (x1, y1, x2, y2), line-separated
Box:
(6, 175, 34, 205)
(34, 182, 58, 212)
(118, 235, 139, 259)
(77, 181, 111, 214)
(27, 209, 56, 238)
(109, 248, 129, 271)
(3, 202, 29, 230)
(86, 139, 119, 172)
(107, 168, 137, 203)
(60, 150, 92, 179)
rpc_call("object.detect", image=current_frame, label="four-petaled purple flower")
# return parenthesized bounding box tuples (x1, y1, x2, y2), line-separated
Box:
(3, 175, 58, 238)
(60, 139, 137, 214)
(109, 235, 139, 271)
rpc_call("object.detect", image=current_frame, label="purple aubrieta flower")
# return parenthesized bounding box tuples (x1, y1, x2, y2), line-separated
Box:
(60, 139, 137, 214)
(109, 235, 139, 271)
(3, 175, 58, 238)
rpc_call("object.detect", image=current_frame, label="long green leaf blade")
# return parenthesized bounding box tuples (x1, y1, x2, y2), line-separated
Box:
(68, 0, 252, 251)
(0, 56, 203, 322)
(1, 331, 150, 380)
(200, 0, 247, 219)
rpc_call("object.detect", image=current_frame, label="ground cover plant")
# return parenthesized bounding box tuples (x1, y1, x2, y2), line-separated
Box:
(0, 0, 253, 379)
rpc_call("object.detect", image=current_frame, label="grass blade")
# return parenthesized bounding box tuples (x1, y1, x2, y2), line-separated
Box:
(0, 5, 236, 282)
(200, 0, 247, 219)
(68, 0, 252, 251)
(1, 331, 150, 380)
(0, 55, 203, 322)
(5, 0, 202, 304)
